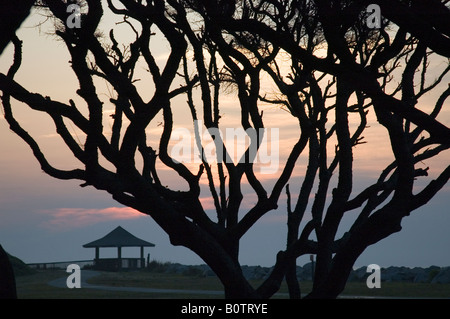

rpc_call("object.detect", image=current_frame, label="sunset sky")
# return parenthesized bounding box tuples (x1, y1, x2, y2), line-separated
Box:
(0, 5, 449, 269)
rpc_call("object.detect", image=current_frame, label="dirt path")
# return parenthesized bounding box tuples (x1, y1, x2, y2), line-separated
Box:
(47, 270, 225, 296)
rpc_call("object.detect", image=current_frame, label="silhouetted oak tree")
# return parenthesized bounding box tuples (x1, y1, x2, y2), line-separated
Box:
(0, 0, 449, 298)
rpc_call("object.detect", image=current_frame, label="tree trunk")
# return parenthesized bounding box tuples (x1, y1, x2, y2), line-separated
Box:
(0, 245, 17, 299)
(307, 203, 405, 298)
(286, 258, 301, 299)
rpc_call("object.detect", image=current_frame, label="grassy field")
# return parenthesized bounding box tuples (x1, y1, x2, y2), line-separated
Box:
(14, 269, 450, 299)
(15, 269, 222, 299)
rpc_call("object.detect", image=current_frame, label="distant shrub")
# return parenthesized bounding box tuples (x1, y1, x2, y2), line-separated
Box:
(182, 266, 206, 277)
(146, 260, 173, 273)
(145, 261, 209, 277)
(7, 253, 36, 276)
(428, 268, 441, 282)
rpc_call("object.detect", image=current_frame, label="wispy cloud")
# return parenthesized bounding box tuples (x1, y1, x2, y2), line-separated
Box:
(39, 207, 144, 231)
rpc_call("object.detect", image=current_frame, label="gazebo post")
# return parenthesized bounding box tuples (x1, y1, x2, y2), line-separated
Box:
(117, 246, 122, 270)
(95, 247, 99, 260)
(140, 246, 144, 268)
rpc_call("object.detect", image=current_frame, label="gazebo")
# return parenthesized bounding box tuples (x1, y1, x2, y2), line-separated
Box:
(83, 226, 155, 271)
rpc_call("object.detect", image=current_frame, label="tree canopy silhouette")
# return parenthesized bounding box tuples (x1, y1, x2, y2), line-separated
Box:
(0, 0, 449, 298)
(0, 0, 34, 54)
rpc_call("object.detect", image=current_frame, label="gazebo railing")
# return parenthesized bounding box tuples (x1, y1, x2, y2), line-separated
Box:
(27, 258, 147, 271)
(93, 257, 146, 271)
(27, 260, 94, 270)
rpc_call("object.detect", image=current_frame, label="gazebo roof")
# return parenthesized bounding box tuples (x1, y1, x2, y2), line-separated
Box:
(83, 226, 155, 248)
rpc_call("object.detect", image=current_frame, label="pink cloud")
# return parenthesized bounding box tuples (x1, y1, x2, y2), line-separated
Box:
(39, 207, 144, 230)
(199, 196, 216, 211)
